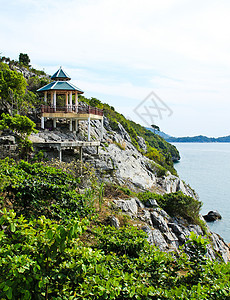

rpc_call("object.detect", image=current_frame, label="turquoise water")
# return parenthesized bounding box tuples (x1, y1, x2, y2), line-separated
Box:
(173, 143, 230, 243)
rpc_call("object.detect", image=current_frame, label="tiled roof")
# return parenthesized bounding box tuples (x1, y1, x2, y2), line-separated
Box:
(37, 81, 84, 93)
(51, 67, 71, 81)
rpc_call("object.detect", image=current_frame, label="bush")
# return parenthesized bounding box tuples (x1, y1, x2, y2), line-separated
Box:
(0, 159, 94, 220)
(138, 191, 202, 224)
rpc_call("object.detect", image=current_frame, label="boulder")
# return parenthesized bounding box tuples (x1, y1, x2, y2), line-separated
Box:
(150, 211, 169, 232)
(137, 136, 147, 153)
(145, 198, 159, 208)
(113, 198, 138, 216)
(203, 211, 222, 222)
(108, 215, 120, 229)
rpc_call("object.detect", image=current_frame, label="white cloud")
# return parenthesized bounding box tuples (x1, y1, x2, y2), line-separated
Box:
(1, 0, 230, 136)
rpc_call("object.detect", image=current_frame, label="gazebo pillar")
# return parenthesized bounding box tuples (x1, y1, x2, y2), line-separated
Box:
(44, 91, 47, 103)
(53, 91, 56, 111)
(88, 117, 91, 141)
(69, 92, 72, 110)
(51, 92, 54, 107)
(100, 118, 103, 140)
(75, 92, 78, 112)
(69, 119, 73, 131)
(53, 118, 56, 128)
(75, 119, 79, 132)
(41, 117, 45, 129)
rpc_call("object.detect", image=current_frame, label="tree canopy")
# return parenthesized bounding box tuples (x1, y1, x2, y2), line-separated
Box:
(19, 53, 30, 67)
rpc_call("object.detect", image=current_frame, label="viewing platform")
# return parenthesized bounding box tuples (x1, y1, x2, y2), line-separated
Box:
(41, 104, 103, 119)
(33, 140, 100, 161)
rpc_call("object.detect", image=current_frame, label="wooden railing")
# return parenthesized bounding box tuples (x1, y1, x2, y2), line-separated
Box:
(41, 105, 103, 116)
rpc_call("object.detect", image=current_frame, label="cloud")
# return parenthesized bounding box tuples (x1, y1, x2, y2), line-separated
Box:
(1, 0, 230, 136)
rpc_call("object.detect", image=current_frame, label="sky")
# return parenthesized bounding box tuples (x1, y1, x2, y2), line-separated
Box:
(1, 0, 230, 137)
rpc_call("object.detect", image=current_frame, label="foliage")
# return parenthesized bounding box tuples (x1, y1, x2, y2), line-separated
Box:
(19, 53, 30, 66)
(0, 209, 229, 299)
(138, 191, 203, 225)
(0, 113, 38, 158)
(0, 113, 37, 138)
(0, 159, 94, 220)
(0, 62, 27, 111)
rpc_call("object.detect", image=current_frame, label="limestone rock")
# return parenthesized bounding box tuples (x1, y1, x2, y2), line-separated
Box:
(0, 135, 16, 144)
(108, 215, 120, 229)
(113, 198, 138, 216)
(137, 136, 147, 153)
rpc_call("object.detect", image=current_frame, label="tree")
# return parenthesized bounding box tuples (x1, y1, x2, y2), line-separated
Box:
(151, 124, 160, 134)
(0, 113, 38, 158)
(19, 53, 30, 67)
(0, 62, 27, 114)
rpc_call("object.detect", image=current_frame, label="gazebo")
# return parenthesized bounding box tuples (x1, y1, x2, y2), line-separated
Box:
(37, 67, 103, 141)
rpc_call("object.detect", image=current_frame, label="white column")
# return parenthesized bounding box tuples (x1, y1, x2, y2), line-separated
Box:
(51, 92, 54, 106)
(88, 117, 91, 141)
(100, 117, 103, 140)
(44, 91, 47, 103)
(69, 119, 73, 131)
(59, 149, 62, 162)
(65, 92, 68, 108)
(75, 119, 78, 132)
(75, 92, 78, 112)
(69, 91, 72, 110)
(53, 91, 56, 111)
(41, 117, 45, 129)
(53, 118, 56, 128)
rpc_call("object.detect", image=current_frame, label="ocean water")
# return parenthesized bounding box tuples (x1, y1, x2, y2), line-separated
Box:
(173, 143, 230, 243)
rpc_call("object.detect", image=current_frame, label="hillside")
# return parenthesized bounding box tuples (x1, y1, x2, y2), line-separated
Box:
(146, 128, 230, 143)
(0, 56, 230, 299)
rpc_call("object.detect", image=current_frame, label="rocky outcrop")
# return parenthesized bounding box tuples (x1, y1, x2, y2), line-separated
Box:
(112, 197, 230, 263)
(30, 116, 196, 196)
(203, 211, 222, 222)
(29, 117, 229, 262)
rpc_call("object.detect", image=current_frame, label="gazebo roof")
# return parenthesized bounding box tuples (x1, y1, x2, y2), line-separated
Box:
(51, 67, 71, 81)
(37, 81, 84, 94)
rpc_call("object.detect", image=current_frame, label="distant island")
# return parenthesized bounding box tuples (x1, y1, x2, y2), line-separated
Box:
(146, 128, 230, 143)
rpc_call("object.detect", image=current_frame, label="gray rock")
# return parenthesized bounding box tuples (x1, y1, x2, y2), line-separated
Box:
(0, 135, 16, 144)
(108, 215, 120, 229)
(142, 226, 168, 251)
(135, 199, 145, 209)
(117, 123, 132, 143)
(151, 229, 168, 251)
(203, 211, 222, 222)
(137, 136, 147, 153)
(150, 211, 169, 232)
(113, 198, 138, 216)
(145, 198, 159, 208)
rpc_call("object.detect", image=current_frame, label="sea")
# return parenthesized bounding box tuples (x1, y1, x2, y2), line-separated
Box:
(173, 143, 230, 244)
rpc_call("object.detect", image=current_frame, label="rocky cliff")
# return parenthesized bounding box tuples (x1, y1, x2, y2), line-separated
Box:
(28, 115, 230, 262)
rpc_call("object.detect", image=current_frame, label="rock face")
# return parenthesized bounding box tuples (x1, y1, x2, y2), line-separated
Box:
(29, 115, 229, 262)
(30, 116, 194, 196)
(112, 197, 230, 263)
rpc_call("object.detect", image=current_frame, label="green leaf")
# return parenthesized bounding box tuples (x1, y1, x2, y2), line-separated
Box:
(6, 287, 12, 299)
(10, 222, 16, 232)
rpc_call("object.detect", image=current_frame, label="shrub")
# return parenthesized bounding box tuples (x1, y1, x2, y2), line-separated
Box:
(138, 191, 202, 224)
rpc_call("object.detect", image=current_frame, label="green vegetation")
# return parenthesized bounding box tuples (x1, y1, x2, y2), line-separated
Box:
(0, 113, 38, 158)
(0, 207, 229, 299)
(19, 53, 30, 67)
(0, 159, 228, 299)
(138, 191, 203, 226)
(0, 56, 50, 115)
